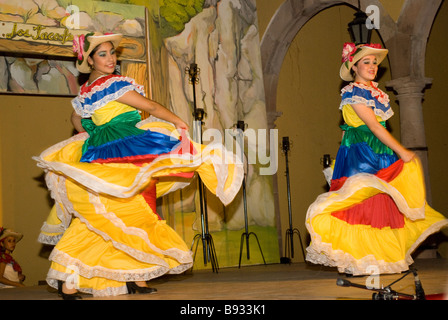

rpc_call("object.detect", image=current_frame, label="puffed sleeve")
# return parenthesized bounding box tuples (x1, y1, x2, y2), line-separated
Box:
(72, 75, 146, 118)
(339, 83, 393, 121)
(340, 85, 376, 110)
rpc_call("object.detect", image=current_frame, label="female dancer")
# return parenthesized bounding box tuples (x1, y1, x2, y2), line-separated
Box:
(305, 43, 448, 276)
(35, 32, 242, 298)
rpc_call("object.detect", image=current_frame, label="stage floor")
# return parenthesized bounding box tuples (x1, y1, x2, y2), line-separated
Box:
(0, 258, 446, 301)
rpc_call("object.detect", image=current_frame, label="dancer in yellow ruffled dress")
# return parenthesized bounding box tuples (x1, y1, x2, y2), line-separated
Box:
(305, 43, 448, 276)
(34, 32, 243, 298)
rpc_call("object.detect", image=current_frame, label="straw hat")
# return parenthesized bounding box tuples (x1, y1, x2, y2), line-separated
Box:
(339, 42, 388, 82)
(73, 32, 123, 74)
(0, 227, 23, 243)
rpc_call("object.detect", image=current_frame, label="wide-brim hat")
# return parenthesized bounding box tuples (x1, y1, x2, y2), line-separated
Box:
(0, 228, 23, 243)
(339, 43, 388, 82)
(73, 32, 123, 74)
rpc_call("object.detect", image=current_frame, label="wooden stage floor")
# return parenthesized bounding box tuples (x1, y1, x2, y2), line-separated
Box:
(0, 258, 446, 301)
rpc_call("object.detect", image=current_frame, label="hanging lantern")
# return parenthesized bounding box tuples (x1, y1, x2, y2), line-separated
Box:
(348, 9, 372, 45)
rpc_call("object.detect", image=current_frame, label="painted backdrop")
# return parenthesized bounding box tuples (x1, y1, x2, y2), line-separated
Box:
(149, 0, 279, 268)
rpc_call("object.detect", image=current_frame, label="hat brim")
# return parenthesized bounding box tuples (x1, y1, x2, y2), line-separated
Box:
(76, 33, 123, 74)
(339, 47, 388, 82)
(0, 230, 23, 243)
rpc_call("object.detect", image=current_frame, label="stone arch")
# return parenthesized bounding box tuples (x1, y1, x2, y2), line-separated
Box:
(260, 0, 398, 128)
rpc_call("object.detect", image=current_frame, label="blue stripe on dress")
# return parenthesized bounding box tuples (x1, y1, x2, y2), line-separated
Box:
(332, 142, 399, 179)
(81, 130, 181, 163)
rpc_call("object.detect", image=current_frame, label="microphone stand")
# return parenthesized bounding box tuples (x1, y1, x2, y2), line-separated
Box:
(281, 137, 306, 263)
(336, 265, 426, 300)
(187, 63, 219, 273)
(235, 121, 266, 268)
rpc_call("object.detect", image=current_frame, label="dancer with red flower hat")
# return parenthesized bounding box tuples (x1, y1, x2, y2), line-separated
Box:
(305, 43, 448, 276)
(34, 32, 243, 299)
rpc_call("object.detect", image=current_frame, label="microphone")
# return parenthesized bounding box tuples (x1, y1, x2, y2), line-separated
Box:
(336, 278, 351, 287)
(336, 278, 370, 290)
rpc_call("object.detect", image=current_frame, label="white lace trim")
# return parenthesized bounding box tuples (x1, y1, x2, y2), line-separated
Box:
(33, 132, 243, 206)
(37, 232, 62, 245)
(46, 249, 192, 297)
(340, 96, 394, 121)
(48, 173, 194, 266)
(305, 160, 448, 275)
(47, 275, 130, 297)
(341, 82, 390, 105)
(306, 220, 448, 275)
(72, 76, 145, 118)
(308, 172, 427, 223)
(49, 248, 192, 282)
(340, 82, 393, 121)
(86, 191, 194, 265)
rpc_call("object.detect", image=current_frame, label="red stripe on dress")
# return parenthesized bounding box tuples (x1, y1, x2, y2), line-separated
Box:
(330, 160, 405, 229)
(141, 179, 161, 220)
(331, 193, 405, 228)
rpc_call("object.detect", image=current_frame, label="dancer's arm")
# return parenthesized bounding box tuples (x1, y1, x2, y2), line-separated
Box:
(117, 91, 189, 131)
(71, 111, 85, 133)
(351, 103, 415, 162)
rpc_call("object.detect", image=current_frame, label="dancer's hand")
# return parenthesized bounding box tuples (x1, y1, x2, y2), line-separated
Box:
(399, 149, 416, 163)
(175, 119, 189, 132)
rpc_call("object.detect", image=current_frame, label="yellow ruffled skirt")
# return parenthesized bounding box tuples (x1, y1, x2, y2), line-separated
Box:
(306, 157, 448, 275)
(35, 121, 243, 296)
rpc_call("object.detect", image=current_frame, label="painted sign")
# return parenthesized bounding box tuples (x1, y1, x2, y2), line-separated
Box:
(1, 22, 78, 45)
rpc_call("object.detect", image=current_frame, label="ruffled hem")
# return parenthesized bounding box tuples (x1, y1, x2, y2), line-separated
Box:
(46, 275, 128, 297)
(305, 157, 448, 275)
(306, 219, 448, 275)
(318, 161, 426, 222)
(37, 232, 63, 245)
(33, 128, 243, 206)
(49, 248, 192, 283)
(49, 173, 193, 266)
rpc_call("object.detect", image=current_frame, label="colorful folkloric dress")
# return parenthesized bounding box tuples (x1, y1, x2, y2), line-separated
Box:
(34, 74, 243, 296)
(305, 81, 448, 275)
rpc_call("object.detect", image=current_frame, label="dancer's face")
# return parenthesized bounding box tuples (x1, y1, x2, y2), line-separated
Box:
(1, 236, 17, 254)
(88, 42, 117, 76)
(352, 55, 378, 85)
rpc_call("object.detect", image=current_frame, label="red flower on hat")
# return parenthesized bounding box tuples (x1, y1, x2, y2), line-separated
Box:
(341, 42, 357, 63)
(73, 32, 95, 63)
(342, 42, 384, 64)
(73, 34, 85, 61)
